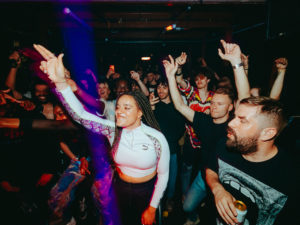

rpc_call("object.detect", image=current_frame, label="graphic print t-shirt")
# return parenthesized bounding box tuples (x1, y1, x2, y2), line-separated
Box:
(207, 138, 300, 225)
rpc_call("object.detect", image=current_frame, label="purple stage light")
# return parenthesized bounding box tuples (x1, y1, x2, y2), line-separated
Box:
(63, 7, 71, 14)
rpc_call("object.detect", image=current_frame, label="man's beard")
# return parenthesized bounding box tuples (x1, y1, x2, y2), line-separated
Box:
(226, 127, 259, 155)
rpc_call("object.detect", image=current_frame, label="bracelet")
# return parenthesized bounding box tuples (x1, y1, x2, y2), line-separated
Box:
(55, 80, 67, 83)
(232, 62, 244, 69)
(176, 73, 183, 76)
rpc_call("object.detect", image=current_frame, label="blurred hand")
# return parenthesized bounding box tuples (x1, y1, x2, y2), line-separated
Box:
(163, 55, 178, 79)
(0, 89, 22, 105)
(9, 51, 21, 67)
(149, 92, 159, 110)
(175, 52, 187, 66)
(130, 70, 141, 81)
(106, 68, 115, 78)
(274, 57, 288, 72)
(218, 39, 242, 65)
(33, 44, 66, 83)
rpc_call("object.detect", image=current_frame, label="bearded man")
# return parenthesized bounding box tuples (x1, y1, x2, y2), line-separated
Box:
(206, 96, 299, 225)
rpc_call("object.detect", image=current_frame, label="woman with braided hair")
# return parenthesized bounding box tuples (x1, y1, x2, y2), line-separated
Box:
(33, 44, 170, 225)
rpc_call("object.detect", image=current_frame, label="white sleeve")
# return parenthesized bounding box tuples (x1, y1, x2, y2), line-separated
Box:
(57, 86, 115, 145)
(149, 133, 170, 208)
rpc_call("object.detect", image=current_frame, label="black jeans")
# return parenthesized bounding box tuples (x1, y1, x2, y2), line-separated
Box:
(113, 174, 156, 225)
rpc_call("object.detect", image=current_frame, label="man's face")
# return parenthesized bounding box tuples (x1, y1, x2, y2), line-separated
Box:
(227, 104, 262, 154)
(147, 73, 155, 83)
(210, 93, 232, 120)
(157, 83, 170, 101)
(116, 80, 129, 96)
(97, 83, 111, 100)
(34, 84, 49, 104)
(195, 74, 210, 89)
(131, 82, 140, 91)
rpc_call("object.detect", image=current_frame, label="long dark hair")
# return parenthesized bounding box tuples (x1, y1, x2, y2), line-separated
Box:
(111, 90, 160, 158)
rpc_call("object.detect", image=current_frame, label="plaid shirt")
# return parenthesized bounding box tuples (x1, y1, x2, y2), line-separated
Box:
(179, 80, 214, 149)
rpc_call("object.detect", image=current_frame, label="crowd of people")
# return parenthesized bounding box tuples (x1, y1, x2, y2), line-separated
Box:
(0, 38, 299, 225)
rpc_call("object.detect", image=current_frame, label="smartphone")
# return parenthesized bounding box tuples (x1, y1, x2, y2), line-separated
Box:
(109, 65, 115, 73)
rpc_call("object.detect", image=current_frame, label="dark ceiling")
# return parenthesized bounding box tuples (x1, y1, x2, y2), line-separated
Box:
(0, 1, 266, 44)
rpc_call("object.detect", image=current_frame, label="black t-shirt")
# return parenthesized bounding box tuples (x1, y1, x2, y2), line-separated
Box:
(147, 83, 157, 94)
(192, 112, 228, 167)
(154, 101, 185, 154)
(208, 138, 300, 225)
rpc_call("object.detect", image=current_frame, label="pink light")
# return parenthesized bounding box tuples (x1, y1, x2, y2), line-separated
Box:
(63, 7, 71, 14)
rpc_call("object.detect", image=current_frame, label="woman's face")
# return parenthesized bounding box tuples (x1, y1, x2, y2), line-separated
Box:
(115, 95, 142, 130)
(54, 105, 68, 121)
(97, 83, 111, 100)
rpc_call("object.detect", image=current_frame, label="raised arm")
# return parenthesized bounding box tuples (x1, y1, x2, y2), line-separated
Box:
(130, 70, 149, 96)
(163, 55, 195, 122)
(5, 51, 23, 99)
(206, 168, 238, 225)
(218, 40, 250, 101)
(175, 52, 188, 89)
(67, 78, 105, 112)
(269, 57, 288, 100)
(33, 44, 115, 144)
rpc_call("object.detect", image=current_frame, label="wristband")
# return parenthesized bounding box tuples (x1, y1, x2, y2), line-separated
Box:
(176, 73, 183, 76)
(232, 62, 244, 69)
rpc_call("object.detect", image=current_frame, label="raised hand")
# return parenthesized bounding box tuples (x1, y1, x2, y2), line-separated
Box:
(218, 39, 242, 65)
(130, 70, 141, 81)
(274, 57, 288, 72)
(175, 52, 187, 66)
(9, 51, 21, 68)
(163, 55, 178, 79)
(33, 44, 66, 84)
(0, 89, 22, 105)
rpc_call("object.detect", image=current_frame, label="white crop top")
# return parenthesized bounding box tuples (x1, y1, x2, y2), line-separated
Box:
(57, 86, 170, 208)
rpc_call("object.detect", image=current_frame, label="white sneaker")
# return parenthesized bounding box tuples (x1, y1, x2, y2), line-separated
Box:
(183, 216, 200, 225)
